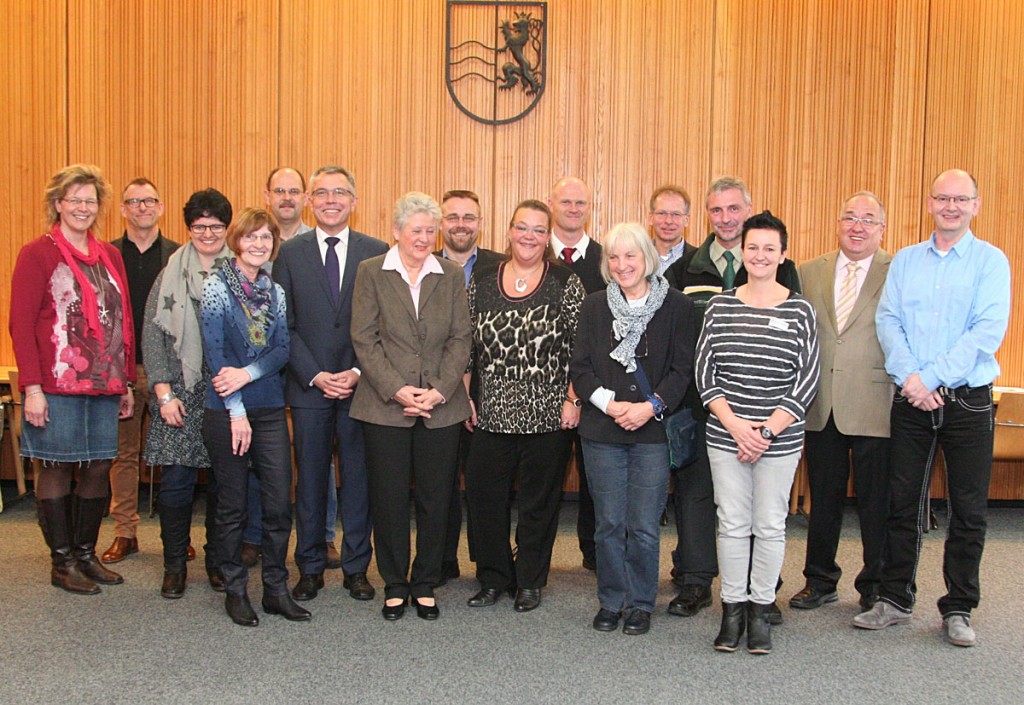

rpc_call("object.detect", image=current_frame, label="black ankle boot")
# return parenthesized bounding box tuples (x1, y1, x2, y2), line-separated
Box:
(72, 495, 123, 585)
(714, 601, 746, 652)
(747, 602, 772, 654)
(36, 497, 100, 595)
(159, 502, 193, 596)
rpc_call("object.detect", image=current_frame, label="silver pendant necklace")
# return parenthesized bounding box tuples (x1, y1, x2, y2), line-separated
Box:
(510, 262, 541, 293)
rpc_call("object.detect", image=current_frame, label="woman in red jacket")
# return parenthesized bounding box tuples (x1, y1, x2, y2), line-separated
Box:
(9, 164, 136, 594)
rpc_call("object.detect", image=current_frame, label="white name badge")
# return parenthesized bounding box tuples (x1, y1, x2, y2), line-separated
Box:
(767, 317, 790, 331)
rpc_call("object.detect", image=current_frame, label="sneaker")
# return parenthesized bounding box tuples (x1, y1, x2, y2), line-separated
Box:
(852, 600, 912, 630)
(943, 614, 976, 647)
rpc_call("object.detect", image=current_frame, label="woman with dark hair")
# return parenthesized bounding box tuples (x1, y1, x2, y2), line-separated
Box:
(201, 207, 304, 627)
(10, 164, 134, 594)
(464, 199, 585, 613)
(143, 188, 232, 598)
(570, 222, 695, 635)
(696, 211, 819, 655)
(350, 192, 472, 621)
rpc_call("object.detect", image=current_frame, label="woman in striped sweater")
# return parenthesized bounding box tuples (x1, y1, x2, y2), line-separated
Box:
(695, 211, 819, 655)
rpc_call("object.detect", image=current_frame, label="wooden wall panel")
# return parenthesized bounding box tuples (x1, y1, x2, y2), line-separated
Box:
(66, 0, 279, 241)
(0, 0, 67, 366)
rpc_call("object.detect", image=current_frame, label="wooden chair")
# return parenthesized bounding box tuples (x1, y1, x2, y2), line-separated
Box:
(994, 392, 1024, 461)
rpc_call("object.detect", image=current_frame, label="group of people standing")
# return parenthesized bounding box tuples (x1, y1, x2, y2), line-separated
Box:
(10, 164, 1009, 653)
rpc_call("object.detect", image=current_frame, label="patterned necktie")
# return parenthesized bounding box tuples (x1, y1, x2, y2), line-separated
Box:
(722, 250, 736, 290)
(561, 247, 576, 265)
(835, 261, 860, 331)
(325, 236, 341, 306)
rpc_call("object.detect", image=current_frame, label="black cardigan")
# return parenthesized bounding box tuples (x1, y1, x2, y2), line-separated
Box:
(570, 287, 696, 445)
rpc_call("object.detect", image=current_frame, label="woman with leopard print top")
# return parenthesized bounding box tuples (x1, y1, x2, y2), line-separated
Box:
(464, 199, 586, 613)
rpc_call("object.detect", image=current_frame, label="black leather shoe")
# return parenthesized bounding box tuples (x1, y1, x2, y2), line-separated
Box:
(860, 593, 880, 611)
(668, 584, 713, 617)
(382, 598, 407, 621)
(342, 572, 376, 601)
(764, 600, 783, 625)
(161, 572, 186, 599)
(262, 592, 312, 622)
(513, 587, 541, 612)
(207, 567, 226, 593)
(714, 601, 746, 652)
(292, 573, 324, 602)
(593, 608, 621, 632)
(789, 585, 839, 610)
(747, 602, 772, 654)
(468, 587, 501, 607)
(414, 598, 440, 621)
(623, 609, 651, 635)
(225, 593, 259, 627)
(581, 556, 596, 571)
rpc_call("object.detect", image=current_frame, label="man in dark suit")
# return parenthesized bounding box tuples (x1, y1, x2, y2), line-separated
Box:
(664, 177, 800, 624)
(548, 177, 604, 570)
(273, 165, 388, 602)
(103, 178, 180, 563)
(434, 189, 503, 584)
(791, 191, 892, 612)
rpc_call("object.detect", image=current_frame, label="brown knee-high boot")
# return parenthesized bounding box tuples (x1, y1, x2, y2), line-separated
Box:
(36, 497, 100, 594)
(72, 495, 124, 585)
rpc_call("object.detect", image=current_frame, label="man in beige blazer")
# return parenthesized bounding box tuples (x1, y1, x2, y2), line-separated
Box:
(790, 191, 893, 612)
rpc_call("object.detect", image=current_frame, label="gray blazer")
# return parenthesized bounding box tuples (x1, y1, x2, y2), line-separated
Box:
(799, 248, 893, 438)
(349, 254, 472, 429)
(272, 228, 388, 409)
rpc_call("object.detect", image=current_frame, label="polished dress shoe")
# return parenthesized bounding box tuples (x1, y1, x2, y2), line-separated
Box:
(161, 572, 186, 599)
(207, 567, 226, 592)
(467, 587, 502, 607)
(262, 592, 312, 622)
(382, 598, 407, 621)
(747, 602, 772, 654)
(668, 584, 713, 617)
(102, 537, 138, 563)
(714, 602, 746, 652)
(859, 593, 880, 611)
(623, 609, 651, 635)
(292, 573, 325, 602)
(342, 572, 376, 600)
(414, 598, 440, 621)
(764, 600, 783, 625)
(513, 587, 541, 612)
(325, 542, 343, 570)
(241, 542, 261, 568)
(225, 593, 259, 627)
(186, 543, 196, 561)
(789, 585, 839, 610)
(593, 608, 621, 632)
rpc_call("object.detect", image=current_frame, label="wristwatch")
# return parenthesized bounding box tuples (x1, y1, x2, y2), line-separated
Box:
(566, 396, 583, 408)
(158, 392, 176, 407)
(759, 425, 777, 441)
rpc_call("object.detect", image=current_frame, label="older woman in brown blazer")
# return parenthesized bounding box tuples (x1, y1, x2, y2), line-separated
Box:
(351, 192, 473, 621)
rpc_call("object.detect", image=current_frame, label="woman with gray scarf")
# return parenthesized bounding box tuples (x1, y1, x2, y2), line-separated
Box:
(570, 222, 695, 636)
(143, 189, 232, 599)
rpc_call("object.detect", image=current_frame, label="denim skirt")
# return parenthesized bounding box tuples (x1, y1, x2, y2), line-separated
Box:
(20, 393, 119, 462)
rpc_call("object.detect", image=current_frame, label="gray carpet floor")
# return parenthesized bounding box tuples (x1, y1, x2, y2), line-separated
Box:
(0, 490, 1021, 705)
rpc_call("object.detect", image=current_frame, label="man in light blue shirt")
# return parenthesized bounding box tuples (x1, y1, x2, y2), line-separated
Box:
(854, 169, 1011, 647)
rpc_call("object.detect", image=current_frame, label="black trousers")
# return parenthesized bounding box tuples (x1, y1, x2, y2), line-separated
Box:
(202, 407, 293, 596)
(802, 413, 890, 597)
(443, 425, 474, 564)
(671, 418, 719, 587)
(363, 420, 460, 600)
(465, 428, 572, 591)
(571, 431, 596, 563)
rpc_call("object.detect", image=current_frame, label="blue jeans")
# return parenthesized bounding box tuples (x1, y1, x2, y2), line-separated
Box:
(881, 386, 993, 615)
(245, 462, 338, 545)
(159, 463, 219, 571)
(582, 440, 670, 614)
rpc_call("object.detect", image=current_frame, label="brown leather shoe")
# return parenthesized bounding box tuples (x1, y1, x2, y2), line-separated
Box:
(102, 537, 139, 563)
(186, 543, 196, 561)
(325, 542, 342, 570)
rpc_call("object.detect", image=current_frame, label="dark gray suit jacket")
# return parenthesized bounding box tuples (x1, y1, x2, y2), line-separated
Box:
(272, 228, 388, 409)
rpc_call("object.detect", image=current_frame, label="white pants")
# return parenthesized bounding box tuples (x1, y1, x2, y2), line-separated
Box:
(708, 447, 800, 604)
